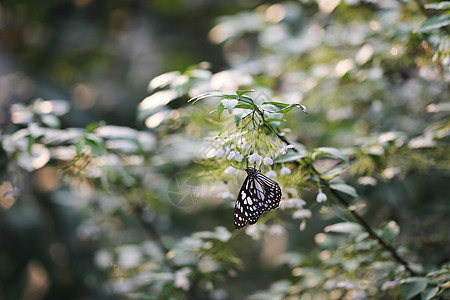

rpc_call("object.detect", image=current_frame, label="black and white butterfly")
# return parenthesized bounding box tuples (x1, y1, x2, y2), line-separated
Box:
(234, 167, 282, 229)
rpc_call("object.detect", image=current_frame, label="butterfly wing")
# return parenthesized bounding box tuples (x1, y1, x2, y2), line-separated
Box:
(254, 173, 282, 213)
(233, 176, 264, 229)
(233, 171, 282, 229)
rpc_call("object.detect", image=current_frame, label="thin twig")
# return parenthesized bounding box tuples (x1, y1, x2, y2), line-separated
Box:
(261, 118, 418, 275)
(324, 183, 418, 276)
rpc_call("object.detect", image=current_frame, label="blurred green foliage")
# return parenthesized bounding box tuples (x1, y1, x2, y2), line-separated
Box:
(1, 0, 449, 299)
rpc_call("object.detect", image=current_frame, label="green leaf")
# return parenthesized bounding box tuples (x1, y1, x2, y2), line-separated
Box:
(402, 277, 431, 284)
(86, 122, 101, 133)
(321, 165, 346, 179)
(192, 226, 232, 242)
(236, 90, 254, 98)
(417, 14, 450, 32)
(274, 151, 308, 163)
(424, 2, 450, 10)
(84, 133, 104, 156)
(264, 118, 284, 122)
(233, 108, 253, 124)
(312, 147, 349, 164)
(275, 104, 299, 113)
(189, 91, 237, 104)
(299, 104, 308, 114)
(217, 103, 225, 119)
(75, 140, 84, 156)
(382, 221, 400, 242)
(262, 101, 289, 108)
(421, 286, 439, 300)
(262, 102, 308, 114)
(41, 114, 60, 128)
(27, 135, 35, 155)
(234, 104, 255, 110)
(325, 222, 362, 233)
(85, 140, 104, 156)
(400, 280, 428, 299)
(278, 104, 307, 114)
(330, 182, 358, 198)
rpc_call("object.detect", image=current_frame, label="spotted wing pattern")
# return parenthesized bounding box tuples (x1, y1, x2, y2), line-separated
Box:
(234, 168, 282, 229)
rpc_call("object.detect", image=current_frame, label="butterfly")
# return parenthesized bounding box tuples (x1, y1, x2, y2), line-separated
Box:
(234, 167, 282, 229)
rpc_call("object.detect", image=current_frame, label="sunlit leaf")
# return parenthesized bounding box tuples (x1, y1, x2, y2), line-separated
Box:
(17, 144, 50, 171)
(236, 90, 254, 98)
(424, 2, 450, 10)
(262, 101, 290, 108)
(75, 140, 84, 156)
(312, 147, 349, 164)
(84, 133, 104, 156)
(324, 222, 362, 233)
(274, 151, 308, 163)
(41, 114, 60, 128)
(417, 14, 450, 32)
(382, 221, 400, 242)
(321, 165, 346, 179)
(261, 102, 308, 114)
(192, 226, 231, 242)
(188, 91, 237, 104)
(264, 118, 284, 122)
(232, 108, 253, 124)
(400, 280, 428, 299)
(27, 135, 34, 155)
(234, 104, 255, 110)
(421, 286, 439, 300)
(217, 103, 225, 119)
(86, 122, 101, 133)
(329, 182, 358, 198)
(140, 90, 179, 110)
(148, 71, 181, 91)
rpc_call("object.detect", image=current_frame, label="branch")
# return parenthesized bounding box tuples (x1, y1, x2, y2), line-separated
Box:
(324, 182, 418, 276)
(265, 123, 418, 275)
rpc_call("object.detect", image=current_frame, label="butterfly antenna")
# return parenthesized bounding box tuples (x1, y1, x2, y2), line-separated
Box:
(230, 164, 245, 171)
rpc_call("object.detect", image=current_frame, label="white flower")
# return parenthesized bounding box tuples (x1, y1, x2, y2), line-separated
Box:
(219, 192, 234, 200)
(245, 225, 261, 241)
(174, 267, 191, 291)
(316, 192, 327, 203)
(280, 166, 291, 176)
(357, 176, 377, 186)
(215, 148, 225, 158)
(336, 281, 355, 290)
(224, 166, 235, 175)
(263, 157, 273, 166)
(292, 209, 312, 219)
(221, 99, 238, 111)
(248, 152, 263, 166)
(227, 150, 243, 162)
(381, 281, 397, 291)
(266, 170, 277, 178)
(382, 167, 400, 180)
(278, 144, 294, 155)
(234, 153, 243, 162)
(280, 198, 306, 209)
(354, 290, 368, 299)
(268, 224, 285, 235)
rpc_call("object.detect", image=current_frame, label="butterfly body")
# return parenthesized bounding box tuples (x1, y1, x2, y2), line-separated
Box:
(234, 167, 282, 229)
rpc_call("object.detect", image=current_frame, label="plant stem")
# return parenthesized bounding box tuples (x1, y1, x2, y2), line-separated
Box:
(263, 121, 418, 275)
(324, 183, 418, 276)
